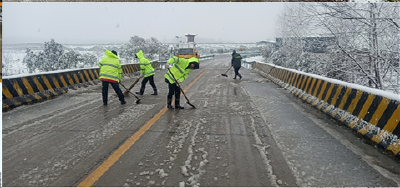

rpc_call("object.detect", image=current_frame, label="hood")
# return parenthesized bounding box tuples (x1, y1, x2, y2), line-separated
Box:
(232, 50, 236, 55)
(188, 57, 199, 63)
(105, 50, 119, 59)
(136, 50, 145, 59)
(187, 57, 200, 69)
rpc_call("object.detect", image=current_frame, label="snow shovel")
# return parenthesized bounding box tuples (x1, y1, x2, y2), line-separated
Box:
(119, 83, 141, 104)
(167, 68, 196, 109)
(123, 76, 142, 96)
(114, 76, 142, 97)
(221, 66, 233, 77)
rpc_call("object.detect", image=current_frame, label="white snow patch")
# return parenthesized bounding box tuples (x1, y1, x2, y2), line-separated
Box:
(249, 116, 279, 186)
(203, 101, 208, 108)
(228, 102, 243, 111)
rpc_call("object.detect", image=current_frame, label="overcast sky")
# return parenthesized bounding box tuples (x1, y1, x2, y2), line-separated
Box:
(3, 2, 284, 44)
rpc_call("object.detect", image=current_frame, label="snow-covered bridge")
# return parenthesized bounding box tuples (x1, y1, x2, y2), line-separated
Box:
(2, 54, 400, 187)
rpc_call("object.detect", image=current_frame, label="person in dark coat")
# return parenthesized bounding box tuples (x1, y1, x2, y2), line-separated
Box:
(231, 50, 242, 79)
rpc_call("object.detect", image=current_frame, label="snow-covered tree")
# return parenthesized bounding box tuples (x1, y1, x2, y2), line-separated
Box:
(22, 39, 100, 72)
(59, 50, 80, 69)
(80, 53, 97, 68)
(3, 52, 15, 76)
(42, 39, 64, 71)
(120, 36, 146, 63)
(144, 37, 162, 60)
(22, 49, 38, 73)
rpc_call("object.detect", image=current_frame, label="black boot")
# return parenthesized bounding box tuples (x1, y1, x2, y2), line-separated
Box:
(103, 95, 108, 105)
(167, 96, 174, 109)
(135, 88, 144, 95)
(151, 88, 158, 95)
(175, 99, 184, 109)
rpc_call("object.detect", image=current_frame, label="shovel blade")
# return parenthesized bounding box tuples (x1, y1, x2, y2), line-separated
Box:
(221, 74, 228, 77)
(136, 99, 141, 104)
(187, 102, 196, 109)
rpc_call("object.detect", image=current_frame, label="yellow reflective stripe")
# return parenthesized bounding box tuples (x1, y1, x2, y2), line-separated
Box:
(41, 75, 53, 90)
(22, 78, 35, 94)
(331, 85, 343, 105)
(379, 103, 400, 133)
(318, 82, 328, 100)
(358, 94, 375, 119)
(100, 74, 119, 80)
(312, 79, 322, 96)
(324, 84, 335, 102)
(100, 63, 119, 69)
(144, 71, 155, 75)
(338, 87, 352, 109)
(387, 140, 400, 156)
(2, 87, 14, 99)
(369, 97, 390, 125)
(346, 90, 363, 114)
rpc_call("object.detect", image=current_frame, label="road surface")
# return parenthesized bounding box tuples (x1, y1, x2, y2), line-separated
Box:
(2, 54, 400, 187)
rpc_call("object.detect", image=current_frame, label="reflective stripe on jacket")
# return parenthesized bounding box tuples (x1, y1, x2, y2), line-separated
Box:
(136, 50, 155, 78)
(99, 50, 122, 83)
(164, 56, 191, 84)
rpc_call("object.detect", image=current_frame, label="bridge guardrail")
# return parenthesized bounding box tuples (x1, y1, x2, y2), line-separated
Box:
(253, 62, 400, 159)
(2, 61, 159, 112)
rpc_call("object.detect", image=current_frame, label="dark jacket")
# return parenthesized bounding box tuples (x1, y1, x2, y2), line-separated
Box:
(231, 52, 242, 68)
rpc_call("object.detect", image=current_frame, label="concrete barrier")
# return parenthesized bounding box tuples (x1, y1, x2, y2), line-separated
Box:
(2, 62, 159, 112)
(254, 62, 400, 159)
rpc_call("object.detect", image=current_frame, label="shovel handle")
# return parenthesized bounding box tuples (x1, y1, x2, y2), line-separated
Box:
(123, 76, 141, 95)
(120, 83, 140, 100)
(167, 68, 190, 102)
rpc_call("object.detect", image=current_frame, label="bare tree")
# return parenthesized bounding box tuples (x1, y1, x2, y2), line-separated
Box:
(276, 3, 400, 94)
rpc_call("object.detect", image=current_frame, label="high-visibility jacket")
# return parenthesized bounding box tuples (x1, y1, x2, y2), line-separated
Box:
(136, 50, 155, 78)
(165, 56, 195, 84)
(99, 50, 122, 83)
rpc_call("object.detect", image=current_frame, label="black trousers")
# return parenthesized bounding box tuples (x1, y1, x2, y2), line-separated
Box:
(234, 66, 242, 78)
(165, 78, 181, 103)
(102, 81, 124, 104)
(139, 75, 157, 93)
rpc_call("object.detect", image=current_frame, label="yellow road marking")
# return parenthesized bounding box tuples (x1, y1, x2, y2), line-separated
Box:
(77, 69, 207, 187)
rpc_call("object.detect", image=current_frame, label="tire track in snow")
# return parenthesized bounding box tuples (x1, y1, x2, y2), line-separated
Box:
(249, 116, 279, 186)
